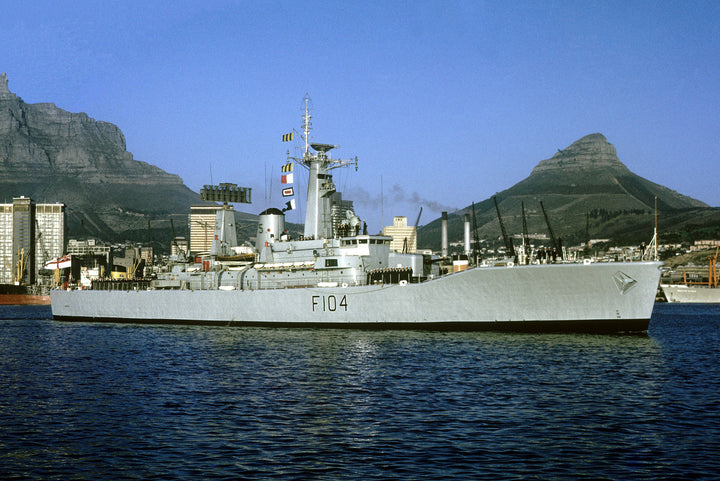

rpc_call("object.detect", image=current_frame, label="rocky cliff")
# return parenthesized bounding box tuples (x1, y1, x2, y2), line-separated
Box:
(530, 133, 627, 173)
(0, 73, 205, 244)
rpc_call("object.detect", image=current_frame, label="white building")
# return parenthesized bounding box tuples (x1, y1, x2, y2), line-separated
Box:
(0, 197, 65, 284)
(189, 205, 233, 254)
(34, 203, 66, 280)
(383, 216, 417, 253)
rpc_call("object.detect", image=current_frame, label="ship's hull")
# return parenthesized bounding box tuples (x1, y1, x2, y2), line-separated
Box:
(0, 284, 51, 305)
(660, 284, 720, 303)
(51, 261, 663, 332)
(0, 294, 51, 306)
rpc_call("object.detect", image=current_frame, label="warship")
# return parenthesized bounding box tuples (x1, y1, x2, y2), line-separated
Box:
(51, 99, 663, 332)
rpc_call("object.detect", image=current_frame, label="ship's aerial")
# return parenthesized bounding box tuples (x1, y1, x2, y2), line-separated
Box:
(51, 97, 663, 332)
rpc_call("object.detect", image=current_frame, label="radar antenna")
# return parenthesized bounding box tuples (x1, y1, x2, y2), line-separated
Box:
(200, 183, 252, 204)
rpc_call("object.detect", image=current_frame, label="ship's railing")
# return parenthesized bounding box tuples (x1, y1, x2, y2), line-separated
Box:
(366, 267, 413, 285)
(91, 279, 152, 291)
(251, 274, 366, 290)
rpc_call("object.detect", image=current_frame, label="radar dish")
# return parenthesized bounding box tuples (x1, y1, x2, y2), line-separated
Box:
(310, 143, 336, 153)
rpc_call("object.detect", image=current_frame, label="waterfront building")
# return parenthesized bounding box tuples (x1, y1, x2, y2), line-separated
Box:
(66, 238, 111, 257)
(384, 216, 417, 253)
(140, 246, 153, 267)
(691, 240, 720, 251)
(0, 197, 65, 285)
(34, 203, 66, 281)
(189, 205, 233, 254)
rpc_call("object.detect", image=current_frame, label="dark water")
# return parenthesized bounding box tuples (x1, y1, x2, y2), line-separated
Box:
(1, 305, 719, 480)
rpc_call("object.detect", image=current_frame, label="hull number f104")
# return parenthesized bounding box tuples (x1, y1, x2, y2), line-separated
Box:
(312, 295, 348, 312)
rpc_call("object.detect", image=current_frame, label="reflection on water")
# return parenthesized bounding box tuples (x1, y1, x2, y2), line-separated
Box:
(1, 304, 719, 479)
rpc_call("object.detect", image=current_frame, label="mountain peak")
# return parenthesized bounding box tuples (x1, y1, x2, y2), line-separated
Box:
(531, 133, 628, 174)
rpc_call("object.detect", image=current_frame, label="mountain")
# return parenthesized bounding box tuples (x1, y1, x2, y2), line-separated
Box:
(0, 73, 214, 248)
(418, 133, 719, 251)
(511, 133, 705, 210)
(3, 73, 715, 254)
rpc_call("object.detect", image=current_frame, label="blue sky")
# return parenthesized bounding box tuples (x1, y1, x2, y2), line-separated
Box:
(3, 0, 718, 231)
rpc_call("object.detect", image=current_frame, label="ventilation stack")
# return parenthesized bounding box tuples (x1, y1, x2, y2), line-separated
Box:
(464, 214, 471, 257)
(256, 208, 286, 254)
(441, 212, 448, 258)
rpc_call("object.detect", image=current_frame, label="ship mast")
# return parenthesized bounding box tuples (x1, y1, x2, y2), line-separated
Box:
(302, 95, 312, 157)
(642, 196, 659, 261)
(290, 96, 358, 239)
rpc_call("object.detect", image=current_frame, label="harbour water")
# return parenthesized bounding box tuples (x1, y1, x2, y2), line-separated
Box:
(1, 304, 719, 480)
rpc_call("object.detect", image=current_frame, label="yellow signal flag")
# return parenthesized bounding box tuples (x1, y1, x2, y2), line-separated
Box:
(282, 162, 293, 173)
(282, 132, 294, 142)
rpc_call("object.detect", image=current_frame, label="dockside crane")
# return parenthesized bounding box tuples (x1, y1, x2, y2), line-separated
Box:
(539, 200, 563, 260)
(521, 201, 530, 264)
(493, 196, 516, 263)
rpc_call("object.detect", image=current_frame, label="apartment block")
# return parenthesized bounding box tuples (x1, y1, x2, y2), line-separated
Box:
(0, 197, 66, 285)
(189, 204, 233, 254)
(383, 216, 417, 253)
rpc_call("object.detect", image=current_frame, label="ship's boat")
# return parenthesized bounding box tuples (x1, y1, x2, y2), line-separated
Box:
(51, 99, 663, 332)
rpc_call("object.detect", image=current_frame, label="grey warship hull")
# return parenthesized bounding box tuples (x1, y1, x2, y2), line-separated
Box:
(51, 261, 662, 332)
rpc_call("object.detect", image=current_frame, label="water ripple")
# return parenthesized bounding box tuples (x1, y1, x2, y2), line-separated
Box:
(1, 304, 719, 479)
